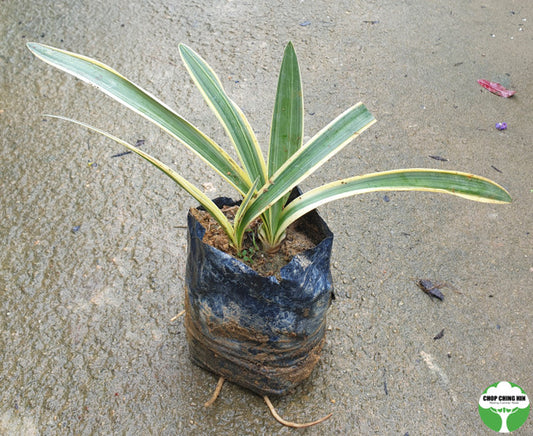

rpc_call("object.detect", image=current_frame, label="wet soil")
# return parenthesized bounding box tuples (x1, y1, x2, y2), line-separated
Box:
(190, 206, 316, 278)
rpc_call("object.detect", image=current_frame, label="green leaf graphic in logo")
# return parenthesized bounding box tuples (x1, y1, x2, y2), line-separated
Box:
(478, 381, 530, 433)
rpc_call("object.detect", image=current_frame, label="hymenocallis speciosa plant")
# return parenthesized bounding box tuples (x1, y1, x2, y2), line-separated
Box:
(27, 42, 511, 253)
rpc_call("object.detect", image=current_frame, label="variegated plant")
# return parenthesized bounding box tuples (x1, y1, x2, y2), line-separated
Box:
(27, 42, 511, 252)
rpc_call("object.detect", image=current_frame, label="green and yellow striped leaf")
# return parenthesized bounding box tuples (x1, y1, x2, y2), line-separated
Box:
(274, 169, 512, 241)
(265, 41, 304, 239)
(179, 44, 266, 186)
(267, 41, 303, 178)
(26, 42, 249, 195)
(47, 115, 237, 246)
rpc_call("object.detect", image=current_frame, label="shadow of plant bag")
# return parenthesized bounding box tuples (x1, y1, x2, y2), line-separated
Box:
(185, 188, 334, 396)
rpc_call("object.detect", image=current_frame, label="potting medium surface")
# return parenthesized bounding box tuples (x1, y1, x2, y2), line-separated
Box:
(1, 1, 531, 434)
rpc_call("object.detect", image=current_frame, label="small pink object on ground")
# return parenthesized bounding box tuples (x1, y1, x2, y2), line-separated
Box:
(477, 79, 516, 97)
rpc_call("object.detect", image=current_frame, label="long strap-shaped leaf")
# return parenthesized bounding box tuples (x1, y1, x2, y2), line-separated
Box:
(47, 115, 237, 246)
(27, 43, 250, 195)
(264, 41, 304, 241)
(179, 44, 267, 186)
(267, 42, 303, 178)
(274, 169, 512, 241)
(239, 102, 376, 239)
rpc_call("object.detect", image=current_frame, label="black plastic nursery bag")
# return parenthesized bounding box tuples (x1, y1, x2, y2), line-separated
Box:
(184, 190, 334, 396)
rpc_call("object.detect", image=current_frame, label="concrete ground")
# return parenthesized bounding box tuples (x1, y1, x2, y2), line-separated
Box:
(1, 0, 531, 434)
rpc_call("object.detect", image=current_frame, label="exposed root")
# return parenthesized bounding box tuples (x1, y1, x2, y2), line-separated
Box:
(263, 395, 333, 428)
(169, 310, 185, 323)
(204, 377, 225, 407)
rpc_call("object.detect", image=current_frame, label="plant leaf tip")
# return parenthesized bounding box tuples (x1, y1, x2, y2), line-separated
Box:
(285, 41, 296, 53)
(26, 42, 42, 54)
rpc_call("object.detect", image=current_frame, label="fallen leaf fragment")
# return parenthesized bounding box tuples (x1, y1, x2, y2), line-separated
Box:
(417, 279, 444, 301)
(433, 328, 445, 340)
(477, 79, 516, 97)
